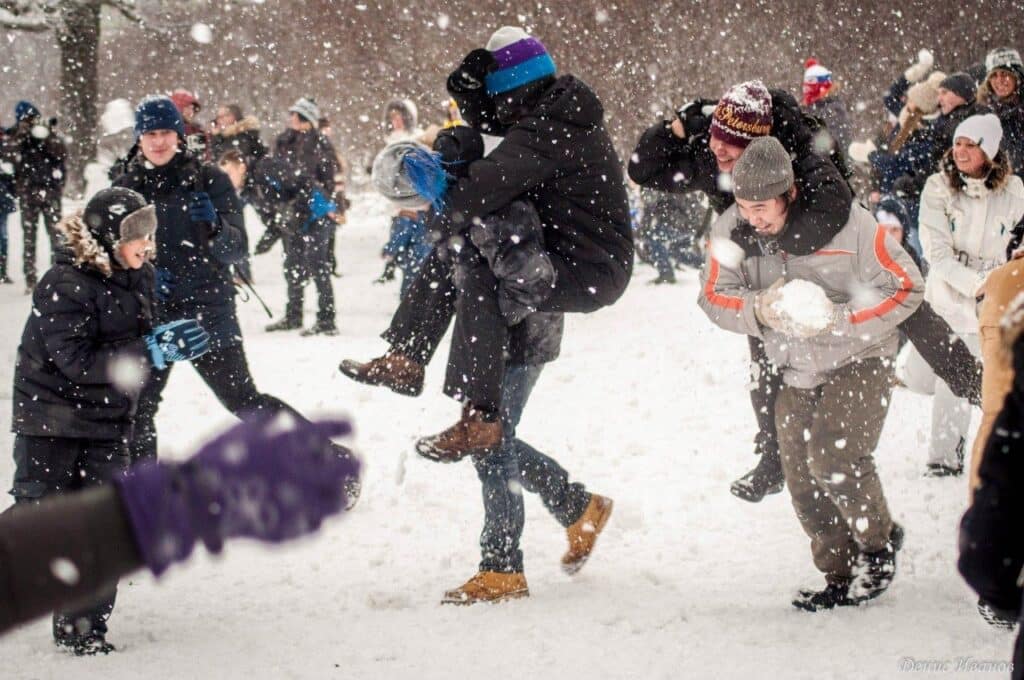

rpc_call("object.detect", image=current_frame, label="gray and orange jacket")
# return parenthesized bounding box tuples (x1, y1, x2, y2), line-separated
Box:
(699, 200, 924, 389)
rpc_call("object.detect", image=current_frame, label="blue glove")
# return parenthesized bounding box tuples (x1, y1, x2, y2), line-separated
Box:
(146, 319, 211, 370)
(189, 192, 218, 224)
(155, 267, 175, 302)
(308, 188, 337, 221)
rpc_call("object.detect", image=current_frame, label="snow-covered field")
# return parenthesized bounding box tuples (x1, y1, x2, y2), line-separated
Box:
(0, 194, 1016, 679)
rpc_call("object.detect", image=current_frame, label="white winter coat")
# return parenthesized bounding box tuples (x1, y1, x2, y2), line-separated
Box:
(918, 171, 1024, 334)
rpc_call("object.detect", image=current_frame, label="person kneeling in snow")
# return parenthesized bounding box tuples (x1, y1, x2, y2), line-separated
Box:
(698, 137, 923, 610)
(8, 188, 210, 654)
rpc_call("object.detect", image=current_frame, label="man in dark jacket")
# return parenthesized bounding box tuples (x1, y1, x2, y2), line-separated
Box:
(341, 27, 633, 462)
(0, 140, 14, 283)
(114, 97, 356, 491)
(6, 100, 67, 291)
(265, 97, 340, 336)
(629, 80, 982, 504)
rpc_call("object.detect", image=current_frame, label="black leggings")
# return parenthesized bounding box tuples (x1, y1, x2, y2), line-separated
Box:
(129, 343, 304, 462)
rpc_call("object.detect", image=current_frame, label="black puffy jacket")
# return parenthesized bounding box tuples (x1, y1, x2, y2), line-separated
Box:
(13, 254, 154, 440)
(629, 89, 852, 238)
(442, 75, 633, 305)
(114, 150, 246, 349)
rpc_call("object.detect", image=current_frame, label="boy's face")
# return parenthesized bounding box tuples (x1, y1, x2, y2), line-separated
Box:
(708, 136, 746, 173)
(937, 87, 967, 115)
(118, 235, 153, 270)
(736, 193, 792, 237)
(139, 129, 179, 167)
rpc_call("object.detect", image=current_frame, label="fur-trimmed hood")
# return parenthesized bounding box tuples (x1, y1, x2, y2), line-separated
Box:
(217, 115, 261, 138)
(57, 208, 156, 277)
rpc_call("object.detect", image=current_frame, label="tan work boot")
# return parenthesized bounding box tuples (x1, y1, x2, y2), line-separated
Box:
(441, 571, 529, 605)
(338, 352, 424, 396)
(561, 494, 614, 575)
(416, 405, 503, 463)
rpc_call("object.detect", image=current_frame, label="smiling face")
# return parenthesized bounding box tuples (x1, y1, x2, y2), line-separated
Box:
(709, 136, 746, 173)
(735, 191, 794, 237)
(139, 129, 179, 167)
(989, 69, 1019, 99)
(117, 235, 153, 270)
(952, 137, 989, 178)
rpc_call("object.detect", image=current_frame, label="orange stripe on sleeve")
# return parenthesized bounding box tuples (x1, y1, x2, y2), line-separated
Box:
(849, 226, 914, 324)
(704, 257, 745, 311)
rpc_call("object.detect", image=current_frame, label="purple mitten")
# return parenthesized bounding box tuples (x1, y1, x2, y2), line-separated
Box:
(114, 417, 358, 576)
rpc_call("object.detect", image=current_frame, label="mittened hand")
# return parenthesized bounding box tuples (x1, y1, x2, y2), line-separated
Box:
(432, 126, 485, 176)
(114, 417, 360, 576)
(308, 188, 337, 221)
(675, 98, 718, 138)
(449, 48, 499, 92)
(189, 191, 218, 224)
(146, 318, 210, 369)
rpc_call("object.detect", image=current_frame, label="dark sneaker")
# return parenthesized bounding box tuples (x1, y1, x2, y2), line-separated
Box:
(415, 406, 503, 463)
(848, 523, 903, 603)
(648, 274, 676, 285)
(339, 352, 424, 397)
(792, 582, 857, 612)
(327, 441, 361, 511)
(300, 321, 339, 337)
(924, 438, 965, 477)
(265, 318, 301, 332)
(977, 598, 1019, 631)
(56, 634, 116, 656)
(730, 450, 785, 502)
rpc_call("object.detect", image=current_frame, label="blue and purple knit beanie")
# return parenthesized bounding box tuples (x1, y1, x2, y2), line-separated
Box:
(484, 27, 557, 96)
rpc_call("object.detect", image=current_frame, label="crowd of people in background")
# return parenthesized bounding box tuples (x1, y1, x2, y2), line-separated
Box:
(0, 28, 1019, 677)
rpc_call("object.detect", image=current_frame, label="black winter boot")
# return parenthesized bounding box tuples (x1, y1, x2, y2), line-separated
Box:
(730, 444, 784, 502)
(300, 320, 339, 337)
(265, 318, 302, 332)
(848, 523, 904, 603)
(792, 581, 856, 612)
(56, 633, 116, 656)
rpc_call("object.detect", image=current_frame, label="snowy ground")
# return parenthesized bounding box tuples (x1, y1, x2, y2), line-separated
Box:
(0, 193, 1016, 679)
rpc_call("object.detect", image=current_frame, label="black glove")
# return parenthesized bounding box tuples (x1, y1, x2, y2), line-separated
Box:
(675, 98, 718, 138)
(433, 126, 485, 178)
(448, 48, 499, 93)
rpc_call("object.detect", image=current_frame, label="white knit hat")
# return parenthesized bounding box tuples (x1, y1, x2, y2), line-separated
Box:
(954, 113, 1004, 160)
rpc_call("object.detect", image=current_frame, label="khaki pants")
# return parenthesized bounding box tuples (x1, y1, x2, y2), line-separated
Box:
(776, 358, 895, 583)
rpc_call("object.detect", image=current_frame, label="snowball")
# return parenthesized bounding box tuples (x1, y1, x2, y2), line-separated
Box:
(437, 13, 450, 29)
(835, 438, 847, 450)
(854, 517, 870, 533)
(190, 23, 213, 44)
(108, 353, 148, 393)
(708, 237, 744, 269)
(773, 280, 833, 333)
(717, 172, 734, 193)
(50, 558, 80, 585)
(30, 124, 49, 139)
(595, 9, 609, 23)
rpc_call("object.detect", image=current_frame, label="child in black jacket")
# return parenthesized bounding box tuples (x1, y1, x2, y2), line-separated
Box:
(9, 187, 208, 655)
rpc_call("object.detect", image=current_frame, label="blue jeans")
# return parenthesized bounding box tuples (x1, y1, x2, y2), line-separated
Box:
(473, 364, 591, 573)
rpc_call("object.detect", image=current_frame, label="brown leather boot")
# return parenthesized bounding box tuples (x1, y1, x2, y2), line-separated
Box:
(561, 494, 614, 575)
(441, 571, 529, 605)
(415, 405, 503, 463)
(338, 352, 424, 396)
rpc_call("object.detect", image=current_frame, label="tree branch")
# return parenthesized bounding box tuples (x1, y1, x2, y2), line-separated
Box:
(102, 0, 140, 24)
(0, 6, 53, 31)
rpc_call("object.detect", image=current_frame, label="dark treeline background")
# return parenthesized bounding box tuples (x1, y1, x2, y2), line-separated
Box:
(2, 0, 1022, 181)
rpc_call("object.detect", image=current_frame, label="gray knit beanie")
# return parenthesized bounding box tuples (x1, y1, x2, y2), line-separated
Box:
(732, 137, 794, 201)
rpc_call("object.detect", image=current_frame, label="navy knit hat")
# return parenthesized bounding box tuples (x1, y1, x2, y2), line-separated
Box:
(134, 95, 185, 138)
(939, 72, 977, 105)
(484, 27, 556, 96)
(14, 100, 40, 122)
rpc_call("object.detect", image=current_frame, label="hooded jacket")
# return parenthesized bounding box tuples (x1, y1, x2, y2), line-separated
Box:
(12, 215, 154, 440)
(918, 166, 1024, 333)
(699, 200, 924, 388)
(440, 75, 633, 304)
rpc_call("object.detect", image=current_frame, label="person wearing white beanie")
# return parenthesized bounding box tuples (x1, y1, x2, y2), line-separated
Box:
(900, 112, 1024, 476)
